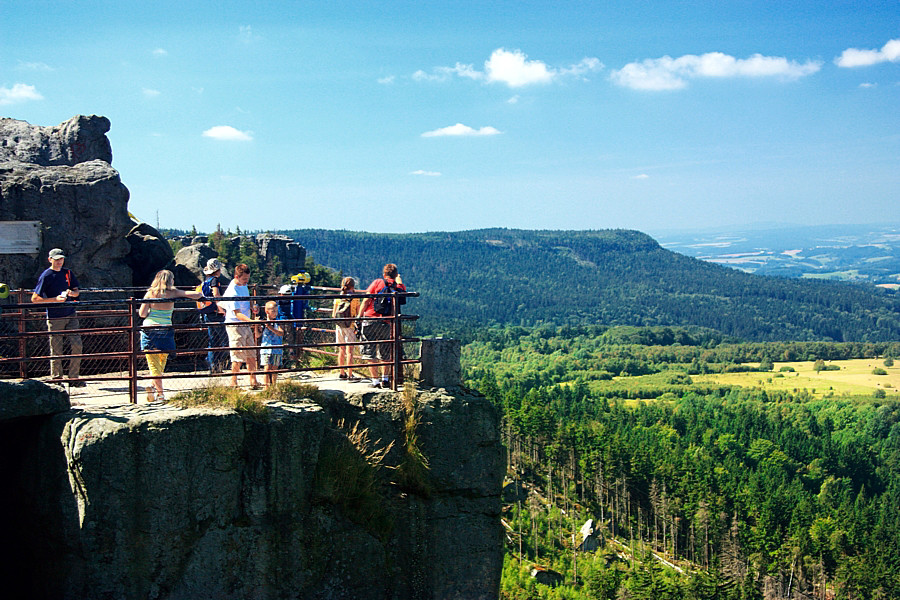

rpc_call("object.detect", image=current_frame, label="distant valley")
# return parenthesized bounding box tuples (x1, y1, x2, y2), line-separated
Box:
(652, 222, 900, 288)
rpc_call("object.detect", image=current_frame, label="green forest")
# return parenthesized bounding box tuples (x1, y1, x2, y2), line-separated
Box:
(463, 324, 900, 599)
(280, 228, 900, 342)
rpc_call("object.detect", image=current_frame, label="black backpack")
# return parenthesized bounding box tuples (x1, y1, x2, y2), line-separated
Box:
(372, 279, 405, 316)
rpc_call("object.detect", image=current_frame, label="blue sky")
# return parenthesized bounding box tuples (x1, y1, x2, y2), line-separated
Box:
(2, 1, 898, 234)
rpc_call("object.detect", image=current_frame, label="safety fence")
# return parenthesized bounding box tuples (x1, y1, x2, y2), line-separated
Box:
(0, 285, 419, 403)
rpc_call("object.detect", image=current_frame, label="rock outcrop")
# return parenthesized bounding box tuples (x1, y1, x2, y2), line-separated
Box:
(125, 221, 176, 286)
(1, 383, 504, 599)
(0, 115, 132, 290)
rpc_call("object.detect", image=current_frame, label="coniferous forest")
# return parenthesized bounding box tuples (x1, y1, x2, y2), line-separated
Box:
(282, 228, 900, 342)
(464, 325, 900, 599)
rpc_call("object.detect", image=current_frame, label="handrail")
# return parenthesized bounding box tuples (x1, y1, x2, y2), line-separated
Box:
(0, 287, 419, 402)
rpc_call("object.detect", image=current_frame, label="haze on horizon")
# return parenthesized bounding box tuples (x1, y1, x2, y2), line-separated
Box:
(2, 1, 897, 234)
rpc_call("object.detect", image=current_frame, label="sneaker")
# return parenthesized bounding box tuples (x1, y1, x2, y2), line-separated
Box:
(370, 380, 384, 389)
(339, 373, 348, 380)
(69, 381, 86, 388)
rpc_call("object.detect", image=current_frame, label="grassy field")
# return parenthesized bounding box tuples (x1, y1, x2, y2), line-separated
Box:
(691, 358, 900, 398)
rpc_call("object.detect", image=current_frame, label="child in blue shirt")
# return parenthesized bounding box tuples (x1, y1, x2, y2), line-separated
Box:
(259, 300, 284, 389)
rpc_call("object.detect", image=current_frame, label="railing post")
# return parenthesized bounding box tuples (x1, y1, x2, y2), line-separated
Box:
(129, 297, 138, 404)
(17, 289, 28, 379)
(391, 294, 401, 391)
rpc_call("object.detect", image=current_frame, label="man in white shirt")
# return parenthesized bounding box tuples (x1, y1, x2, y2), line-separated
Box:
(221, 263, 260, 389)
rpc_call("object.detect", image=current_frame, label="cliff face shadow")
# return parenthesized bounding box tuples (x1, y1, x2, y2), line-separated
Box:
(0, 415, 83, 599)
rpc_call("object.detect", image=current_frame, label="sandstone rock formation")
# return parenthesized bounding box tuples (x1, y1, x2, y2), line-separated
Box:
(173, 243, 223, 287)
(1, 383, 504, 599)
(125, 221, 175, 286)
(0, 115, 132, 290)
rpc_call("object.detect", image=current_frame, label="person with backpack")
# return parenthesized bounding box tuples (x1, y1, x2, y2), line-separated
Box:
(197, 258, 229, 374)
(31, 248, 84, 385)
(357, 263, 406, 388)
(332, 276, 361, 380)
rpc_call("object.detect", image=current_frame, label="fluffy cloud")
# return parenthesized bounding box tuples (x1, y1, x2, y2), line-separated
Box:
(142, 88, 161, 97)
(0, 83, 43, 105)
(152, 48, 168, 57)
(611, 52, 821, 90)
(377, 75, 395, 84)
(202, 125, 253, 141)
(632, 174, 650, 180)
(414, 48, 602, 87)
(485, 48, 554, 86)
(411, 170, 442, 176)
(835, 38, 900, 67)
(421, 123, 502, 137)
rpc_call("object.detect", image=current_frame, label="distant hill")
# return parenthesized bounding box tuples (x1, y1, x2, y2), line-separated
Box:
(280, 228, 900, 342)
(653, 222, 900, 286)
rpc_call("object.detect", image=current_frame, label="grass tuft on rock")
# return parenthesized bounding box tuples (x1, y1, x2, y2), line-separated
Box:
(170, 384, 270, 420)
(394, 380, 432, 496)
(258, 380, 327, 404)
(314, 419, 395, 539)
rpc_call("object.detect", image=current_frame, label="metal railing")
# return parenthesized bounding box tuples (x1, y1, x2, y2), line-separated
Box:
(0, 285, 419, 403)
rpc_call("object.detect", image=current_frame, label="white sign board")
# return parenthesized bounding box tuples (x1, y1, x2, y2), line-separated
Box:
(0, 221, 41, 254)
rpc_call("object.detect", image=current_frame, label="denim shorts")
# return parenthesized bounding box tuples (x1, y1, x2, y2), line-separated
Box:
(140, 327, 176, 353)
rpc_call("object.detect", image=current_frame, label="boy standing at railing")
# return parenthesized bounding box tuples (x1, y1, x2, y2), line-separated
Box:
(31, 248, 84, 385)
(357, 263, 406, 389)
(258, 300, 284, 389)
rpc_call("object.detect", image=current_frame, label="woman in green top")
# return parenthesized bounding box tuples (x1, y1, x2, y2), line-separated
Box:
(139, 270, 201, 403)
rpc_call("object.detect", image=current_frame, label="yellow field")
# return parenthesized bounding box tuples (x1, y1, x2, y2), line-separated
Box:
(691, 358, 900, 398)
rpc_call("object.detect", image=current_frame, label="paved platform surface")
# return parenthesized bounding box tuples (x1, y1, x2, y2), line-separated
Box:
(35, 369, 391, 408)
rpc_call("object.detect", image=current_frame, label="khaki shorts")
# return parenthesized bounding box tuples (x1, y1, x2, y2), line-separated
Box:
(226, 324, 256, 364)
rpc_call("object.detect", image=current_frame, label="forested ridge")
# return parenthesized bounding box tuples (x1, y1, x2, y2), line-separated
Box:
(464, 325, 900, 599)
(281, 228, 900, 342)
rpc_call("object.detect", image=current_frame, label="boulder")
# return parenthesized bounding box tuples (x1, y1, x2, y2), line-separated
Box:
(173, 243, 220, 286)
(0, 116, 132, 291)
(0, 114, 113, 166)
(0, 380, 69, 423)
(125, 221, 175, 287)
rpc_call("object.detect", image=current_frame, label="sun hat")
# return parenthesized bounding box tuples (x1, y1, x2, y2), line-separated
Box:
(48, 248, 66, 259)
(203, 258, 226, 275)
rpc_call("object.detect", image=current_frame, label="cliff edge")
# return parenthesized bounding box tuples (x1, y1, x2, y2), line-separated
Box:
(0, 381, 504, 599)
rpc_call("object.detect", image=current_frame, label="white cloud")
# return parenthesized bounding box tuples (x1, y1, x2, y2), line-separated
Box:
(377, 75, 395, 84)
(632, 174, 650, 180)
(16, 60, 52, 72)
(560, 57, 604, 78)
(421, 123, 502, 137)
(202, 125, 253, 141)
(411, 170, 442, 176)
(152, 48, 168, 57)
(0, 83, 43, 105)
(835, 38, 900, 67)
(611, 52, 821, 90)
(412, 69, 443, 82)
(485, 48, 554, 86)
(414, 48, 602, 87)
(507, 95, 520, 104)
(859, 82, 877, 88)
(142, 88, 161, 97)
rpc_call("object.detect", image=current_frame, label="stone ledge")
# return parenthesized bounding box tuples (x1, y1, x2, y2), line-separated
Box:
(0, 380, 70, 423)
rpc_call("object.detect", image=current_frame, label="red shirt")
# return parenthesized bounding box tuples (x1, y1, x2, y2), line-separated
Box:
(363, 277, 407, 318)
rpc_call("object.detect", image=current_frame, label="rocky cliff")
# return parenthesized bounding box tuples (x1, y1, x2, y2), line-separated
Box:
(0, 380, 504, 600)
(0, 115, 133, 290)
